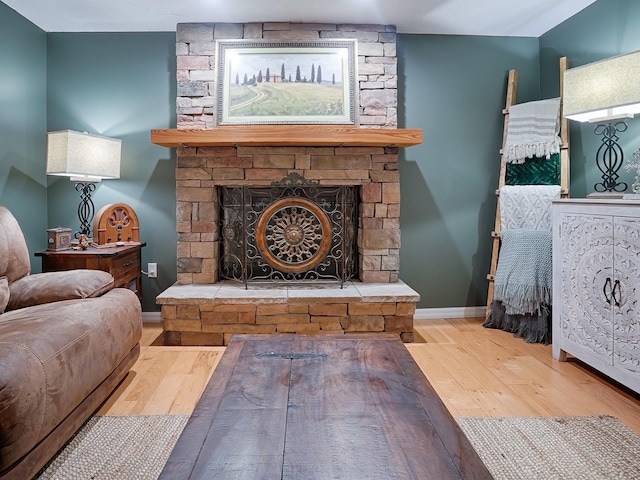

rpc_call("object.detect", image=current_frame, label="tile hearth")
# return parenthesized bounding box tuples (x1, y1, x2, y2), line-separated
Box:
(157, 280, 419, 346)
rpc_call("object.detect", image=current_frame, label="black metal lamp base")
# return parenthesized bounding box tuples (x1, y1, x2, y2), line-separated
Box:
(594, 121, 628, 193)
(74, 182, 96, 238)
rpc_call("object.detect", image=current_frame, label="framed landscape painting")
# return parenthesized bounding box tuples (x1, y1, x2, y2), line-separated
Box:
(215, 39, 357, 125)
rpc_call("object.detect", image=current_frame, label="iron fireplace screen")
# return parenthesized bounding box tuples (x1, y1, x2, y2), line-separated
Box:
(219, 184, 358, 285)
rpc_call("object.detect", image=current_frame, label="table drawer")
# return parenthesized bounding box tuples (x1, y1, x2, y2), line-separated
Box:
(112, 250, 140, 282)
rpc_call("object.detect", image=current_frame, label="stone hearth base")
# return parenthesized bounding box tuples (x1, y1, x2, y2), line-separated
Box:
(157, 281, 419, 346)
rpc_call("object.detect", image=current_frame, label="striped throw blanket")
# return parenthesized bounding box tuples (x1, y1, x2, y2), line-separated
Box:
(504, 97, 561, 164)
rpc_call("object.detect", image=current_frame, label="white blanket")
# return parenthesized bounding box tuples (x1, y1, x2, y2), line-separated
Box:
(500, 185, 561, 230)
(503, 97, 561, 164)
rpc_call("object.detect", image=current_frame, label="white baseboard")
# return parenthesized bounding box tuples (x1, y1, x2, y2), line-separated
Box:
(415, 306, 486, 320)
(142, 311, 163, 323)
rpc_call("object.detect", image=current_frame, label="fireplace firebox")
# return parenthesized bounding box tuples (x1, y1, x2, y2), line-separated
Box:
(219, 176, 358, 286)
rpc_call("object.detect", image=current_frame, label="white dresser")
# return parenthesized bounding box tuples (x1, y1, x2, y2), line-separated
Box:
(552, 199, 640, 393)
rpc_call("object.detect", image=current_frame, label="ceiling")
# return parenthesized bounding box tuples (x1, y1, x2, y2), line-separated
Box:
(3, 0, 597, 37)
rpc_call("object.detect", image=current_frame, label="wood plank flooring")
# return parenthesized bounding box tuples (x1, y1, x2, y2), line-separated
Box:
(409, 318, 640, 434)
(97, 324, 224, 416)
(101, 318, 640, 435)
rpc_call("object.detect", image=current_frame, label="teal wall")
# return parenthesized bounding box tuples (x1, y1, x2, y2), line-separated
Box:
(46, 33, 177, 311)
(540, 0, 640, 198)
(0, 2, 47, 270)
(397, 35, 540, 308)
(2, 0, 638, 311)
(42, 32, 541, 311)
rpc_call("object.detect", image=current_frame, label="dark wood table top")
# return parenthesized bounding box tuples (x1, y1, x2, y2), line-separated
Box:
(160, 334, 492, 480)
(35, 242, 145, 257)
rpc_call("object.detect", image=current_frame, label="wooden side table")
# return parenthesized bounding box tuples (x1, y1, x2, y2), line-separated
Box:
(35, 243, 145, 300)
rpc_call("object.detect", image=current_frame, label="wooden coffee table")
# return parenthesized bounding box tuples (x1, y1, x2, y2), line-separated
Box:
(160, 334, 491, 479)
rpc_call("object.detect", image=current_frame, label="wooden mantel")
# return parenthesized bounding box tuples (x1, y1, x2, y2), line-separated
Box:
(150, 125, 422, 148)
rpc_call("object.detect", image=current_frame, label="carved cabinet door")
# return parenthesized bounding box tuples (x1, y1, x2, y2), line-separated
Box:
(557, 213, 614, 363)
(612, 217, 640, 376)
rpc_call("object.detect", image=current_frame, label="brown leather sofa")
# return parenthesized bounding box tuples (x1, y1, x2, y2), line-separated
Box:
(0, 206, 142, 479)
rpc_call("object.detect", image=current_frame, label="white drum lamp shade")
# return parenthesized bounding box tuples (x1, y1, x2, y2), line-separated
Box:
(46, 130, 121, 181)
(563, 50, 640, 123)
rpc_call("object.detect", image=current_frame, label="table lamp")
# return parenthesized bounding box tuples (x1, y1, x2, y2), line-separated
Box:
(563, 50, 640, 193)
(46, 130, 121, 238)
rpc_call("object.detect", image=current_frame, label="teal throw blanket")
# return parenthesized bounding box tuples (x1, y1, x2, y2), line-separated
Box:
(493, 229, 552, 315)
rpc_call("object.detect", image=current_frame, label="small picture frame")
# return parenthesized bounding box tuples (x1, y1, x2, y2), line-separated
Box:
(215, 39, 358, 125)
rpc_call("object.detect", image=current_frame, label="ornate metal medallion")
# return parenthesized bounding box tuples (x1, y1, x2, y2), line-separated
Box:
(256, 198, 331, 273)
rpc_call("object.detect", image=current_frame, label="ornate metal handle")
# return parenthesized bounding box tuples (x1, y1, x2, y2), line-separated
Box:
(122, 261, 135, 268)
(612, 279, 621, 307)
(603, 277, 612, 304)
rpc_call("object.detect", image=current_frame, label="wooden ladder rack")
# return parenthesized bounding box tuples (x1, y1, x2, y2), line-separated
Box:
(485, 57, 570, 318)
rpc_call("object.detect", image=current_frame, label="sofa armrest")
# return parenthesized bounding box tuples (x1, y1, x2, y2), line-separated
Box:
(7, 270, 115, 311)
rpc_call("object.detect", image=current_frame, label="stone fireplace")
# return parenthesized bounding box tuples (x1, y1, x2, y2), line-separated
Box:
(154, 22, 422, 346)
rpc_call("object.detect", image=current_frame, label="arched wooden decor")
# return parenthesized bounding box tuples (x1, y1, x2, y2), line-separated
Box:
(93, 203, 140, 245)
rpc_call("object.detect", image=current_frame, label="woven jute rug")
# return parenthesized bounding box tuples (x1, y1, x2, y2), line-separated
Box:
(457, 415, 640, 479)
(35, 414, 189, 480)
(34, 414, 640, 479)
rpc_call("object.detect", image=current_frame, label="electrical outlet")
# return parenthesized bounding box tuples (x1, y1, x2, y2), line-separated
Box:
(148, 263, 157, 278)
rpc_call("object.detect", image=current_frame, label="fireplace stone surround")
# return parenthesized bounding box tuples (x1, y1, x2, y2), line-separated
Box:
(154, 22, 422, 345)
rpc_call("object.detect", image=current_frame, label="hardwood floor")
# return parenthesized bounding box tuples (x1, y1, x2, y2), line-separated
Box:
(97, 324, 224, 416)
(408, 317, 640, 435)
(101, 318, 640, 435)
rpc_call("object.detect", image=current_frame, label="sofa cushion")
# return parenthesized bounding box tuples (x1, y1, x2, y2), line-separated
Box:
(0, 206, 31, 283)
(0, 288, 142, 473)
(0, 277, 8, 313)
(6, 270, 114, 311)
